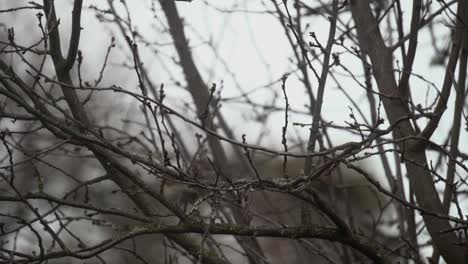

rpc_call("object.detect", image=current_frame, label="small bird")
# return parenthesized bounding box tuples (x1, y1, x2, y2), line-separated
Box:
(163, 180, 201, 205)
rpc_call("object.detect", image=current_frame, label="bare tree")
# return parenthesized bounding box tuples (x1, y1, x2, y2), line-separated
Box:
(0, 0, 467, 263)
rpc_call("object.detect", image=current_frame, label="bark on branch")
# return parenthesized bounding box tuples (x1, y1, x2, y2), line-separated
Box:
(350, 0, 468, 263)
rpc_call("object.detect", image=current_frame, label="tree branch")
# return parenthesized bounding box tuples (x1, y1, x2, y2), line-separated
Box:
(63, 0, 83, 72)
(350, 1, 468, 262)
(419, 1, 467, 142)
